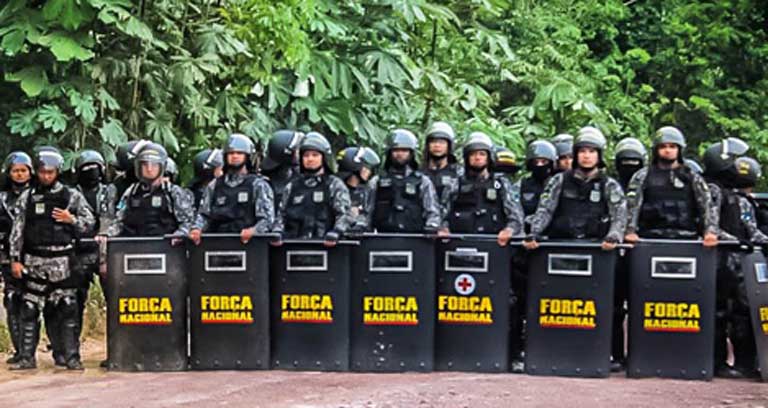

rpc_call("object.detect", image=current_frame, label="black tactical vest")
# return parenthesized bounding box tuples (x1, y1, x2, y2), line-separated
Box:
(190, 181, 206, 211)
(720, 189, 750, 241)
(638, 166, 698, 235)
(0, 198, 13, 251)
(520, 177, 545, 216)
(122, 184, 178, 237)
(208, 174, 260, 233)
(373, 171, 425, 233)
(546, 171, 609, 239)
(349, 185, 367, 214)
(425, 164, 460, 202)
(283, 175, 334, 239)
(269, 167, 296, 210)
(24, 186, 76, 248)
(448, 175, 506, 233)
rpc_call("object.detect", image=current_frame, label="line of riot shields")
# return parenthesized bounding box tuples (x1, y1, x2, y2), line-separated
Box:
(105, 233, 768, 381)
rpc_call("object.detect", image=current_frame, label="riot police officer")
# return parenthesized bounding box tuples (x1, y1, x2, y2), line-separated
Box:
(105, 143, 195, 238)
(0, 152, 33, 364)
(551, 133, 574, 173)
(445, 132, 524, 246)
(9, 148, 95, 370)
(422, 122, 463, 220)
(337, 146, 380, 232)
(372, 129, 443, 233)
(71, 150, 117, 361)
(614, 137, 647, 190)
(524, 126, 627, 249)
(112, 140, 150, 199)
(611, 136, 647, 370)
(701, 138, 752, 377)
(261, 129, 303, 208)
(189, 134, 275, 245)
(716, 156, 766, 378)
(624, 126, 718, 246)
(514, 140, 558, 224)
(272, 132, 352, 246)
(188, 148, 223, 210)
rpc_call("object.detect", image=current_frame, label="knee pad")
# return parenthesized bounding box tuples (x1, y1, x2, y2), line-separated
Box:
(19, 301, 39, 321)
(57, 296, 79, 319)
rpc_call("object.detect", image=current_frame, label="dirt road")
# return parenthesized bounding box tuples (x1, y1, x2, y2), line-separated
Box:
(0, 340, 765, 408)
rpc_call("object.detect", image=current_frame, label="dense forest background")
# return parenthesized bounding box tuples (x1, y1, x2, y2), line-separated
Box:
(1, 0, 766, 183)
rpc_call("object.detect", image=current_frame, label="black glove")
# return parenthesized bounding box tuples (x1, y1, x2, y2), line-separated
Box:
(524, 234, 539, 242)
(739, 239, 755, 253)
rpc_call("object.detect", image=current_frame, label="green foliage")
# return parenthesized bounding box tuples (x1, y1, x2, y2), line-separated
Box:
(0, 0, 766, 185)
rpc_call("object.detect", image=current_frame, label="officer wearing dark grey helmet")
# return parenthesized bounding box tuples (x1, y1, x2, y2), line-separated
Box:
(189, 134, 275, 245)
(112, 140, 151, 199)
(702, 137, 750, 236)
(512, 140, 558, 228)
(72, 150, 117, 348)
(444, 132, 524, 246)
(272, 132, 352, 246)
(261, 129, 303, 208)
(372, 129, 443, 233)
(422, 122, 463, 221)
(524, 126, 627, 250)
(614, 137, 647, 190)
(188, 148, 224, 209)
(624, 126, 718, 246)
(551, 133, 574, 173)
(0, 152, 33, 365)
(337, 146, 380, 232)
(8, 148, 95, 370)
(104, 143, 195, 238)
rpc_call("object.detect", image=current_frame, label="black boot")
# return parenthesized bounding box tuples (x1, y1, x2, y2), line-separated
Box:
(4, 293, 22, 364)
(9, 303, 39, 370)
(59, 296, 83, 371)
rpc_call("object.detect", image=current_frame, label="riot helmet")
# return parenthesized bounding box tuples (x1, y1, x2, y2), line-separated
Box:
(337, 146, 381, 182)
(572, 126, 607, 170)
(652, 126, 686, 164)
(492, 145, 520, 175)
(262, 129, 303, 172)
(299, 131, 335, 173)
(134, 143, 168, 184)
(702, 137, 749, 177)
(76, 149, 106, 188)
(462, 132, 494, 173)
(385, 129, 419, 170)
(424, 121, 456, 163)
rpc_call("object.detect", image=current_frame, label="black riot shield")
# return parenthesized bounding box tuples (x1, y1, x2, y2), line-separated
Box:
(627, 240, 717, 380)
(270, 240, 355, 371)
(525, 241, 618, 378)
(188, 233, 274, 370)
(434, 235, 513, 372)
(742, 249, 768, 381)
(350, 233, 435, 372)
(106, 237, 188, 371)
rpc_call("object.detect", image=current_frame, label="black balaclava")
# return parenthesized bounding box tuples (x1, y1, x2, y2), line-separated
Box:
(78, 164, 102, 189)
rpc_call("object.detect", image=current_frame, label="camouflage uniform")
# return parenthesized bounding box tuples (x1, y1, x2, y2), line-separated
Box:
(424, 164, 463, 224)
(348, 181, 376, 233)
(193, 172, 275, 233)
(273, 174, 353, 239)
(106, 181, 195, 237)
(370, 168, 443, 233)
(444, 172, 525, 235)
(528, 170, 627, 242)
(625, 167, 717, 238)
(0, 187, 28, 362)
(9, 181, 95, 367)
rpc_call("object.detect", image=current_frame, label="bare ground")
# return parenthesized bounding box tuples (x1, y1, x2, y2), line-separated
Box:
(0, 338, 766, 408)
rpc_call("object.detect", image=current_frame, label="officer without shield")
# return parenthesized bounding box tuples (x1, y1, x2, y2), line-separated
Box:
(261, 129, 303, 208)
(188, 148, 224, 210)
(0, 152, 33, 364)
(9, 148, 95, 370)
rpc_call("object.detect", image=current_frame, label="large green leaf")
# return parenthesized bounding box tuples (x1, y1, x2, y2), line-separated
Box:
(38, 31, 95, 61)
(7, 109, 40, 137)
(69, 91, 97, 124)
(5, 67, 49, 97)
(99, 118, 128, 145)
(38, 104, 69, 133)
